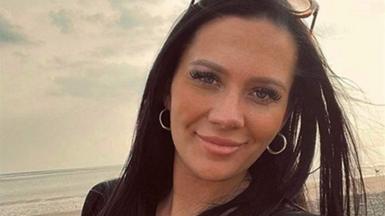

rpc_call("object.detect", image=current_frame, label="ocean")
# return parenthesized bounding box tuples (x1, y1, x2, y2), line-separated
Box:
(0, 165, 122, 216)
(1, 165, 384, 216)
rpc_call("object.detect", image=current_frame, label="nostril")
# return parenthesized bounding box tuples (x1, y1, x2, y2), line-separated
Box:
(207, 108, 244, 129)
(207, 93, 245, 128)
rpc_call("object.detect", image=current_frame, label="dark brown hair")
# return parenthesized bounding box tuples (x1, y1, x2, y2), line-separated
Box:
(97, 0, 367, 215)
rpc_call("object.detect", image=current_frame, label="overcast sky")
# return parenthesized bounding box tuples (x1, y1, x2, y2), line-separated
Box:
(0, 0, 384, 174)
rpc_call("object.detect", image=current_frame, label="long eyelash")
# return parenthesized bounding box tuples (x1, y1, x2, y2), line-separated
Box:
(189, 70, 218, 84)
(266, 89, 281, 101)
(255, 87, 282, 101)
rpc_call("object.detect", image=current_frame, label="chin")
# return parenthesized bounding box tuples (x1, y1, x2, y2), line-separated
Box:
(190, 163, 247, 182)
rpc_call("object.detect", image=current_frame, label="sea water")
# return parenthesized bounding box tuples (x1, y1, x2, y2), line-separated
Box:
(1, 165, 384, 216)
(0, 165, 122, 216)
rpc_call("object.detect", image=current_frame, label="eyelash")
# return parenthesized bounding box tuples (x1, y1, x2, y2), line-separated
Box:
(250, 87, 281, 103)
(189, 70, 219, 86)
(189, 70, 282, 103)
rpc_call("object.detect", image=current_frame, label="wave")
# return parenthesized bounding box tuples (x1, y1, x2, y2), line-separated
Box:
(0, 165, 122, 181)
(0, 195, 85, 207)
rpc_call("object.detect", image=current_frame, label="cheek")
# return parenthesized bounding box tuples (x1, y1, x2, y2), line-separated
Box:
(247, 106, 287, 146)
(240, 110, 286, 170)
(169, 81, 209, 137)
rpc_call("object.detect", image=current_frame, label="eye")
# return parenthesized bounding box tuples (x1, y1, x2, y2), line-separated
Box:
(250, 87, 281, 104)
(189, 70, 220, 86)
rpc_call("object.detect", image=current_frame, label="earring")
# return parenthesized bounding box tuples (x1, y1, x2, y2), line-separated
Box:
(159, 109, 171, 131)
(267, 133, 287, 155)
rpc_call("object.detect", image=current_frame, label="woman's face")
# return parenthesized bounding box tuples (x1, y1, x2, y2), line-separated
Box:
(167, 16, 297, 181)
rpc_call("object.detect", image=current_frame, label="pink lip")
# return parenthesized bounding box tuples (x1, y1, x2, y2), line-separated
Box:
(196, 133, 245, 155)
(197, 134, 244, 146)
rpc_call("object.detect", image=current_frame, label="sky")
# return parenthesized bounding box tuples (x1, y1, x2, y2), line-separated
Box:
(0, 0, 384, 174)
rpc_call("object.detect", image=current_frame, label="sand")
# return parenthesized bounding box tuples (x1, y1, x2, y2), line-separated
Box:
(36, 210, 80, 216)
(3, 175, 384, 216)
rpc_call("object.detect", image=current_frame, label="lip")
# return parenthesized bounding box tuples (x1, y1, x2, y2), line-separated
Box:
(196, 132, 245, 155)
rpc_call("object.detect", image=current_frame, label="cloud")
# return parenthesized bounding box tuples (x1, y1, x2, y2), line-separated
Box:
(0, 15, 28, 44)
(50, 62, 147, 99)
(117, 8, 143, 29)
(86, 46, 119, 59)
(83, 13, 106, 23)
(109, 0, 164, 8)
(108, 0, 165, 29)
(50, 9, 73, 33)
(119, 8, 165, 29)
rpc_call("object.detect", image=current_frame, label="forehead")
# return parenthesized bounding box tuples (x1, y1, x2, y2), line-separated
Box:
(180, 16, 297, 82)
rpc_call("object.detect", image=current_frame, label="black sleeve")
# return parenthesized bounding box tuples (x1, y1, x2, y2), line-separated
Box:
(81, 179, 119, 216)
(272, 207, 318, 216)
(272, 211, 318, 216)
(271, 200, 318, 216)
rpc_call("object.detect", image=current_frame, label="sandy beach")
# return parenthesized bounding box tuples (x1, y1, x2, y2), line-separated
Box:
(305, 175, 385, 215)
(305, 175, 385, 196)
(49, 175, 385, 216)
(1, 166, 383, 216)
(36, 210, 80, 216)
(364, 175, 385, 193)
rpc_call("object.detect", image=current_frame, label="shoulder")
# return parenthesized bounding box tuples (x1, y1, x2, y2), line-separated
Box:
(271, 202, 318, 216)
(81, 178, 119, 216)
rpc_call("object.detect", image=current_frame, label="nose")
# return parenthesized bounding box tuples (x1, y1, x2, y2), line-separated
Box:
(207, 91, 245, 129)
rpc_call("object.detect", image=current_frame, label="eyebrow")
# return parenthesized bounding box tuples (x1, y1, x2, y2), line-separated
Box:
(190, 59, 288, 92)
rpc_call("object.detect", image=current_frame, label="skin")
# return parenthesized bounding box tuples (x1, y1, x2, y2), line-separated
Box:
(158, 16, 297, 216)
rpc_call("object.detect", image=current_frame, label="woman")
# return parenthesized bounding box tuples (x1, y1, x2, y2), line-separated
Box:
(82, 0, 367, 215)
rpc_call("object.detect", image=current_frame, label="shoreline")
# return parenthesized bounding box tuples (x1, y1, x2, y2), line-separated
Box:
(36, 210, 80, 216)
(306, 175, 385, 191)
(1, 175, 384, 216)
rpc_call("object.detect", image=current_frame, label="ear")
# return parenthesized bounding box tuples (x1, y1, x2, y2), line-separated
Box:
(163, 95, 171, 110)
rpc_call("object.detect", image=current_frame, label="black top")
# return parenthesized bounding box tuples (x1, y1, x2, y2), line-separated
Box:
(82, 179, 317, 216)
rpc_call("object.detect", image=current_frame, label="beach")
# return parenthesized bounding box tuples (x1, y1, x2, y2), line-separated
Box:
(0, 166, 121, 216)
(1, 165, 384, 216)
(37, 211, 80, 216)
(305, 174, 385, 215)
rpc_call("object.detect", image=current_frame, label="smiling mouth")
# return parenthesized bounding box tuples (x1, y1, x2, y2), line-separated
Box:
(196, 133, 245, 155)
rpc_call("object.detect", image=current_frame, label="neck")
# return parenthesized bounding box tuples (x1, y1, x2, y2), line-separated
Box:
(157, 157, 250, 216)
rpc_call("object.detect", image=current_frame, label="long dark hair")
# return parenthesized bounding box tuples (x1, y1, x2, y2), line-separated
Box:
(98, 0, 367, 215)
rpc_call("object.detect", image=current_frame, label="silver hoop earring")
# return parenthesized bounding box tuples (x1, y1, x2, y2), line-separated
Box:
(159, 109, 171, 131)
(267, 133, 287, 155)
